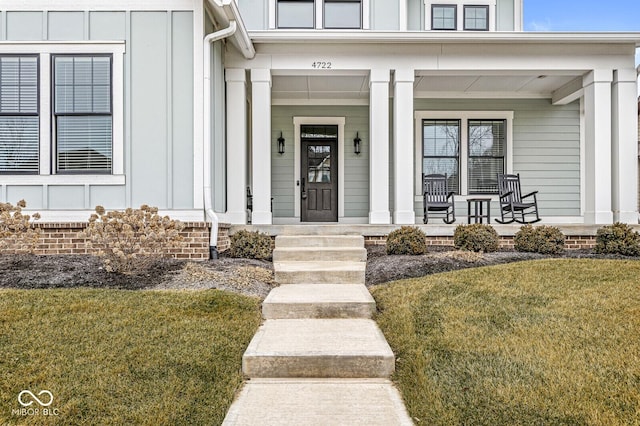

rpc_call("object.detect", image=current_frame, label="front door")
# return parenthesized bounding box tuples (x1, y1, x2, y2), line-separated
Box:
(301, 125, 338, 222)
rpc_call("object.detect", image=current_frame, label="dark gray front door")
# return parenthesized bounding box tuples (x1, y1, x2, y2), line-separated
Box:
(301, 125, 338, 222)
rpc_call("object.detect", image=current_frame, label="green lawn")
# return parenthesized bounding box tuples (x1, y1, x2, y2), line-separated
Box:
(371, 259, 640, 426)
(0, 289, 262, 425)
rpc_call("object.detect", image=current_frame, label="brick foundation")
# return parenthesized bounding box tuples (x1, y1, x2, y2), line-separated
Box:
(3, 222, 602, 258)
(364, 235, 597, 250)
(11, 221, 227, 260)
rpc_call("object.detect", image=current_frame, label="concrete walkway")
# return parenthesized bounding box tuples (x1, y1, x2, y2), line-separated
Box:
(222, 235, 413, 425)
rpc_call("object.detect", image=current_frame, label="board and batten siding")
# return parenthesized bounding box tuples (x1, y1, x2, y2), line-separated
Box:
(0, 9, 195, 211)
(271, 106, 370, 218)
(413, 99, 581, 219)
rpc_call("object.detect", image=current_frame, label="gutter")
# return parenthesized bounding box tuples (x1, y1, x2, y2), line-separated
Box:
(203, 20, 237, 259)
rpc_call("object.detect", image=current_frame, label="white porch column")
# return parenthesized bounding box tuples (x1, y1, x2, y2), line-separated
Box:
(393, 69, 415, 224)
(369, 69, 391, 224)
(225, 68, 248, 224)
(612, 69, 639, 223)
(250, 69, 273, 224)
(583, 69, 613, 224)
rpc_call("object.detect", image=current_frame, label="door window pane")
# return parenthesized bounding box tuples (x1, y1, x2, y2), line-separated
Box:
(308, 145, 331, 183)
(325, 0, 362, 29)
(277, 0, 315, 29)
(432, 5, 457, 30)
(464, 5, 489, 31)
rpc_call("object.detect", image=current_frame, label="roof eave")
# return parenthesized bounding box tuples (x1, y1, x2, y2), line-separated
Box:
(206, 0, 255, 58)
(248, 30, 640, 46)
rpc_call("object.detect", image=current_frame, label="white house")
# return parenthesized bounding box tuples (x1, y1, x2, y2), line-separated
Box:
(0, 1, 638, 241)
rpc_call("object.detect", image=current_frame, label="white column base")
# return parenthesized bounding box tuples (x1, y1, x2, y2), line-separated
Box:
(251, 211, 273, 225)
(369, 211, 391, 224)
(584, 210, 614, 225)
(615, 211, 639, 224)
(227, 211, 248, 225)
(393, 210, 416, 224)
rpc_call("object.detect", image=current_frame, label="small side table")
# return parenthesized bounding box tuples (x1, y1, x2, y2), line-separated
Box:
(467, 198, 491, 224)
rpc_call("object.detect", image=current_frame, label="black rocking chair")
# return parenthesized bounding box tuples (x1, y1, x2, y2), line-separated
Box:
(423, 174, 456, 224)
(496, 173, 541, 224)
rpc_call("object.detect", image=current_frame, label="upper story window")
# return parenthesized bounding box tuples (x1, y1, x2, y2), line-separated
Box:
(431, 5, 457, 30)
(277, 0, 315, 29)
(425, 1, 496, 31)
(0, 55, 39, 174)
(324, 0, 362, 29)
(275, 0, 365, 29)
(464, 5, 489, 31)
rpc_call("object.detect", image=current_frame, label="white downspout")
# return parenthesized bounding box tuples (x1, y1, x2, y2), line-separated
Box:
(203, 20, 237, 259)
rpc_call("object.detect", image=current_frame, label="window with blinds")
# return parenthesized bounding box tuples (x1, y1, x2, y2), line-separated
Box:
(423, 119, 461, 194)
(468, 119, 505, 193)
(53, 55, 112, 173)
(0, 55, 39, 174)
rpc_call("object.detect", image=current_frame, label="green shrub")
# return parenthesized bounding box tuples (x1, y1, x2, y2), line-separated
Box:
(0, 200, 41, 254)
(83, 205, 185, 273)
(386, 226, 427, 255)
(514, 225, 565, 254)
(595, 222, 640, 256)
(229, 230, 273, 260)
(453, 224, 499, 253)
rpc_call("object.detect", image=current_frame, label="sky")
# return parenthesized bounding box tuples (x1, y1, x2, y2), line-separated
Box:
(524, 0, 640, 66)
(524, 0, 640, 32)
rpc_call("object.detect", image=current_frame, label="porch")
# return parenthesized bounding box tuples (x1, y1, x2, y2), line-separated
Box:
(218, 33, 639, 227)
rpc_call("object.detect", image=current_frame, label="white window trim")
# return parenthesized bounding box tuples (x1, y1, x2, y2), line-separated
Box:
(293, 116, 345, 221)
(413, 110, 513, 199)
(269, 0, 370, 30)
(424, 0, 496, 31)
(0, 42, 125, 183)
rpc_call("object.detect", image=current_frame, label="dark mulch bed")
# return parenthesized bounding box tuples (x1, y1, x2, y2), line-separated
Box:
(0, 254, 271, 291)
(0, 255, 185, 290)
(0, 246, 637, 291)
(365, 245, 639, 286)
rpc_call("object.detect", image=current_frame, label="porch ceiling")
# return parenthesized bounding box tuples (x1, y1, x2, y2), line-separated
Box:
(413, 74, 581, 95)
(270, 71, 585, 100)
(272, 75, 370, 100)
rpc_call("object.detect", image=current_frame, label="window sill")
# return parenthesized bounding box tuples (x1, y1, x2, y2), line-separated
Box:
(0, 174, 125, 185)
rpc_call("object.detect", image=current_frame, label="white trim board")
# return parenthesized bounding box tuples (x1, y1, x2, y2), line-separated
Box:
(0, 1, 198, 11)
(293, 116, 346, 222)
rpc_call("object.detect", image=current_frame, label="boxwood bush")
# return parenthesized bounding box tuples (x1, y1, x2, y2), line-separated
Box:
(229, 230, 273, 260)
(595, 222, 640, 256)
(453, 224, 499, 253)
(386, 226, 428, 255)
(514, 225, 565, 254)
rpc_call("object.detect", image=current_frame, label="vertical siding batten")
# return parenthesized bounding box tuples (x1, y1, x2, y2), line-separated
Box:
(166, 11, 174, 209)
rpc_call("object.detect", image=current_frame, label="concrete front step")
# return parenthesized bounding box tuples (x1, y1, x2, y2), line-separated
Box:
(275, 235, 364, 249)
(222, 379, 413, 426)
(243, 319, 395, 378)
(273, 247, 367, 263)
(274, 261, 366, 285)
(262, 284, 376, 319)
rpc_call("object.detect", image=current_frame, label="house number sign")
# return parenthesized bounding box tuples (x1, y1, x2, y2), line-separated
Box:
(311, 61, 332, 69)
